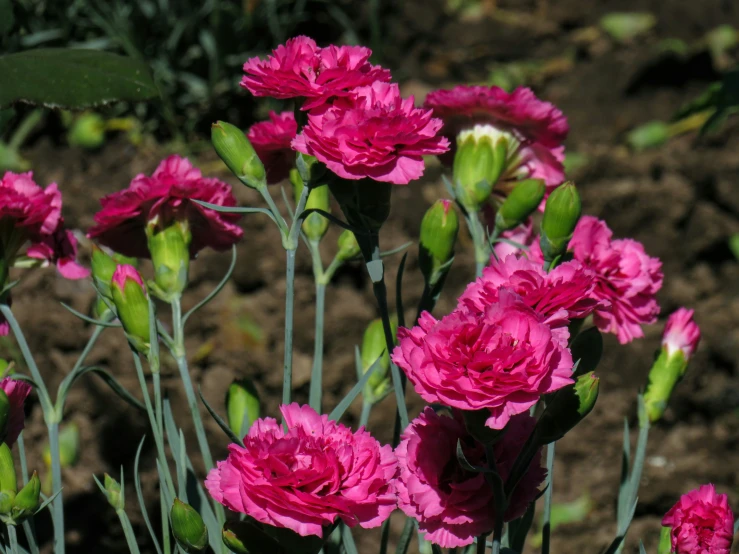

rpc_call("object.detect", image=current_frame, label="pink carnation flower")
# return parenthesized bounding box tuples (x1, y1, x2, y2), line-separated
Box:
(531, 216, 663, 344)
(458, 254, 603, 330)
(662, 484, 734, 554)
(392, 290, 573, 429)
(0, 171, 89, 281)
(111, 263, 145, 290)
(662, 308, 701, 361)
(423, 85, 568, 188)
(247, 111, 298, 184)
(205, 403, 397, 537)
(0, 377, 32, 446)
(293, 82, 449, 184)
(87, 155, 243, 258)
(396, 408, 546, 548)
(241, 36, 391, 110)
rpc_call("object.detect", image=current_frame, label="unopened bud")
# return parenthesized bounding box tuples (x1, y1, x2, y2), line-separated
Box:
(171, 498, 209, 553)
(419, 199, 459, 286)
(336, 230, 360, 262)
(111, 265, 151, 353)
(44, 423, 81, 473)
(68, 112, 106, 149)
(0, 444, 16, 494)
(0, 491, 14, 515)
(103, 473, 124, 511)
(212, 121, 266, 189)
(91, 245, 117, 298)
(534, 372, 599, 444)
(362, 318, 397, 402)
(540, 182, 581, 262)
(292, 171, 330, 242)
(494, 179, 546, 232)
(226, 379, 260, 439)
(147, 222, 190, 298)
(454, 125, 514, 211)
(12, 472, 40, 521)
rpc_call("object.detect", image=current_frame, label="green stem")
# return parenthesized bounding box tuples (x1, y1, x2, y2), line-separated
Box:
(117, 510, 141, 554)
(541, 443, 555, 554)
(47, 422, 65, 554)
(308, 282, 326, 412)
(467, 211, 490, 278)
(7, 524, 19, 554)
(161, 488, 171, 554)
(282, 249, 296, 406)
(8, 110, 42, 151)
(359, 400, 372, 429)
(259, 186, 289, 237)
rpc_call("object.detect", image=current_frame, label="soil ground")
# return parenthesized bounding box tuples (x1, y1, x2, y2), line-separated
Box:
(3, 0, 739, 552)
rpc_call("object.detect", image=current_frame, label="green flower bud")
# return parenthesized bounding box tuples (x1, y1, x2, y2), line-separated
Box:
(658, 526, 672, 554)
(362, 317, 397, 402)
(90, 245, 118, 298)
(212, 121, 266, 189)
(494, 179, 546, 232)
(540, 182, 582, 262)
(0, 443, 16, 494)
(644, 343, 693, 424)
(419, 199, 459, 287)
(626, 121, 670, 152)
(336, 230, 360, 262)
(533, 372, 599, 445)
(453, 125, 516, 211)
(147, 222, 191, 298)
(12, 472, 40, 521)
(111, 265, 151, 354)
(0, 390, 10, 445)
(226, 379, 261, 439)
(67, 112, 106, 149)
(292, 171, 330, 242)
(0, 491, 15, 516)
(103, 473, 124, 511)
(171, 498, 209, 553)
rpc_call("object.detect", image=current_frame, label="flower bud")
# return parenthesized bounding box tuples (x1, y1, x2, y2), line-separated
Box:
(0, 443, 16, 494)
(0, 491, 15, 516)
(171, 498, 209, 553)
(212, 121, 266, 189)
(292, 171, 330, 242)
(226, 379, 261, 439)
(111, 265, 151, 353)
(362, 317, 397, 402)
(103, 473, 124, 511)
(147, 222, 191, 298)
(336, 230, 360, 262)
(644, 308, 701, 423)
(12, 472, 40, 521)
(453, 125, 514, 211)
(91, 245, 118, 298)
(539, 182, 582, 262)
(533, 372, 599, 445)
(0, 390, 10, 445)
(67, 112, 105, 149)
(494, 179, 546, 232)
(419, 199, 459, 287)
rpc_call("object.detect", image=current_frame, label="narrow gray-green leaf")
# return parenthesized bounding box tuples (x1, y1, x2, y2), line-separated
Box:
(328, 354, 383, 422)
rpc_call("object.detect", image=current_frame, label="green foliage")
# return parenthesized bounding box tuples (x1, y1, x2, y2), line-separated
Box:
(600, 12, 656, 43)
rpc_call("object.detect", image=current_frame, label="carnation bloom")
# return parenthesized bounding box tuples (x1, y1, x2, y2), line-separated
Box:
(87, 155, 243, 258)
(392, 289, 573, 429)
(458, 254, 603, 329)
(241, 36, 391, 110)
(531, 216, 663, 344)
(662, 484, 734, 554)
(0, 377, 32, 446)
(293, 82, 449, 184)
(424, 85, 568, 189)
(205, 403, 397, 537)
(0, 171, 89, 280)
(662, 308, 701, 361)
(247, 111, 298, 184)
(396, 408, 546, 548)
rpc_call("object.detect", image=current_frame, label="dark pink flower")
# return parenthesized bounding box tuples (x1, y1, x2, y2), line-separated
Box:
(0, 377, 32, 446)
(662, 308, 701, 361)
(87, 155, 243, 258)
(293, 82, 449, 184)
(392, 290, 573, 429)
(0, 171, 88, 282)
(205, 403, 397, 538)
(458, 254, 603, 330)
(424, 85, 568, 188)
(247, 111, 298, 184)
(241, 36, 391, 110)
(662, 484, 734, 554)
(531, 216, 663, 344)
(396, 408, 546, 548)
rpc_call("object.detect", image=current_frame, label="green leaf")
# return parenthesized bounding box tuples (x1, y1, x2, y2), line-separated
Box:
(0, 0, 14, 36)
(0, 49, 158, 110)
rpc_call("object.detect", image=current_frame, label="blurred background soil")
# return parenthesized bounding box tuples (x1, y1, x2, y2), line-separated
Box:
(2, 0, 739, 552)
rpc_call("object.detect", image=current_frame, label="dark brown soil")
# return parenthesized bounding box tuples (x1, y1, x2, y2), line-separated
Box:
(3, 0, 739, 552)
